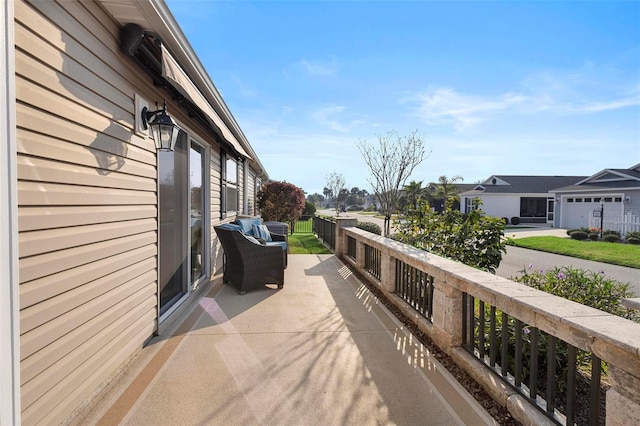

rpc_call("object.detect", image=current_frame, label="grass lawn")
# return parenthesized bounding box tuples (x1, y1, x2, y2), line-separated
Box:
(508, 236, 640, 269)
(288, 233, 332, 254)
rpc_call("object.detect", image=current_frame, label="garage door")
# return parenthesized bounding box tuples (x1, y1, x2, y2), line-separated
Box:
(561, 197, 623, 229)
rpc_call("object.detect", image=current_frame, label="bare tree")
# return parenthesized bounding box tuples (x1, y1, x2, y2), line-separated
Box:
(325, 172, 347, 216)
(358, 130, 430, 236)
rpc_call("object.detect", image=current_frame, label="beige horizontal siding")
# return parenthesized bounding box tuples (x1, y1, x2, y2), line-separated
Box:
(20, 276, 156, 384)
(18, 205, 157, 231)
(19, 218, 156, 258)
(19, 231, 156, 283)
(22, 297, 156, 424)
(18, 181, 156, 206)
(20, 244, 156, 310)
(13, 0, 162, 401)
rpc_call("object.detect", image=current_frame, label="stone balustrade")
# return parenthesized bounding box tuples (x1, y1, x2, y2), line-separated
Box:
(333, 218, 640, 426)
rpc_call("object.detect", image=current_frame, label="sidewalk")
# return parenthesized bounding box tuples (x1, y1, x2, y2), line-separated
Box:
(72, 255, 495, 425)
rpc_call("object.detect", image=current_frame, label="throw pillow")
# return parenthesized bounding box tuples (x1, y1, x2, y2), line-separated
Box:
(252, 224, 272, 242)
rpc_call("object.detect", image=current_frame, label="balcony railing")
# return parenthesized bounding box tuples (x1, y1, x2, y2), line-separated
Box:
(330, 218, 640, 426)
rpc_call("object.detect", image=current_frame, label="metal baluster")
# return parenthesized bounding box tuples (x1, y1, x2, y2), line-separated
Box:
(515, 320, 523, 387)
(546, 336, 556, 415)
(566, 345, 577, 425)
(489, 306, 497, 367)
(479, 301, 486, 360)
(529, 327, 539, 400)
(589, 354, 602, 426)
(501, 312, 508, 377)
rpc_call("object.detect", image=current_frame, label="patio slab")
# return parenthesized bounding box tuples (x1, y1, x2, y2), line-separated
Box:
(72, 254, 496, 425)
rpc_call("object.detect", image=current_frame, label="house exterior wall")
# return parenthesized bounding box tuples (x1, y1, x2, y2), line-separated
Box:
(554, 189, 640, 230)
(13, 0, 265, 422)
(15, 1, 163, 423)
(462, 194, 520, 219)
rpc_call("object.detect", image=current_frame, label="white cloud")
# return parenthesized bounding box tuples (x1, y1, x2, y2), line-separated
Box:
(311, 105, 367, 132)
(409, 88, 528, 130)
(297, 57, 339, 76)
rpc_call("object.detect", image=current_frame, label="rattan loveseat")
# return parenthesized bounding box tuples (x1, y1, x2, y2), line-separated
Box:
(214, 224, 285, 294)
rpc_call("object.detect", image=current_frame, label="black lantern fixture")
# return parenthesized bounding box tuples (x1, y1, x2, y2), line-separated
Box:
(141, 100, 179, 151)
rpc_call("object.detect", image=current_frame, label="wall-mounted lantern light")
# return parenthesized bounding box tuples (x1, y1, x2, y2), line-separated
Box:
(141, 100, 178, 151)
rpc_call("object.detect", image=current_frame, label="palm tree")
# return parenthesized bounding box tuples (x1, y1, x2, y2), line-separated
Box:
(403, 180, 424, 210)
(432, 175, 463, 210)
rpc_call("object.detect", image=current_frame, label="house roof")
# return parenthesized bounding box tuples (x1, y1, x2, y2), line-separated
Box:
(553, 164, 640, 192)
(460, 176, 586, 195)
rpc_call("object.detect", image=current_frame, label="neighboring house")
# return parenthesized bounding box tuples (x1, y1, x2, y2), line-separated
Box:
(1, 1, 269, 423)
(550, 164, 640, 231)
(459, 176, 586, 224)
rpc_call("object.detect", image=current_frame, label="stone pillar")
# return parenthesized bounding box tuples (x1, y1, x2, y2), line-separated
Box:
(334, 217, 356, 257)
(355, 239, 365, 270)
(378, 248, 395, 294)
(431, 277, 463, 350)
(606, 365, 640, 426)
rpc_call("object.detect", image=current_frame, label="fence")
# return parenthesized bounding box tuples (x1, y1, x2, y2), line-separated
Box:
(332, 219, 640, 426)
(293, 215, 314, 234)
(589, 211, 640, 236)
(313, 216, 335, 249)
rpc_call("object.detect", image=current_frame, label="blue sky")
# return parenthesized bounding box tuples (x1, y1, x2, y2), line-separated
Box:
(166, 0, 640, 196)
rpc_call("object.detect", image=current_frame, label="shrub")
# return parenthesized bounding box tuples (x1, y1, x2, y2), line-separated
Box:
(569, 231, 589, 240)
(627, 237, 640, 245)
(509, 266, 639, 396)
(303, 201, 316, 217)
(603, 234, 620, 243)
(567, 227, 589, 236)
(394, 198, 506, 273)
(510, 216, 520, 225)
(626, 231, 640, 240)
(502, 217, 509, 225)
(515, 266, 638, 320)
(588, 232, 599, 241)
(603, 229, 621, 238)
(356, 221, 382, 235)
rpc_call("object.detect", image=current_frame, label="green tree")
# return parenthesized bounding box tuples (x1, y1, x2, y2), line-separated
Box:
(257, 181, 305, 227)
(307, 193, 325, 206)
(393, 198, 506, 273)
(403, 180, 424, 211)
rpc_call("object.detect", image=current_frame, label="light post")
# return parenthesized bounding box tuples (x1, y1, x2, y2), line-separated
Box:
(599, 198, 604, 239)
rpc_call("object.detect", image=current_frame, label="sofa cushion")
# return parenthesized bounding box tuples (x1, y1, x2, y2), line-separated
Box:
(252, 224, 272, 242)
(217, 223, 243, 232)
(265, 241, 287, 251)
(235, 218, 261, 236)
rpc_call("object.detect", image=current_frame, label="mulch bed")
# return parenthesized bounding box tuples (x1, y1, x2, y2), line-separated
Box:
(344, 262, 521, 425)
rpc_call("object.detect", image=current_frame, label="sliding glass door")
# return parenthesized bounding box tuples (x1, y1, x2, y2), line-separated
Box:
(158, 129, 207, 316)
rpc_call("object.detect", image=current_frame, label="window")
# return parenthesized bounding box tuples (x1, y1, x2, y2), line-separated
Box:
(222, 152, 238, 217)
(615, 197, 622, 202)
(575, 198, 583, 203)
(567, 198, 574, 203)
(520, 197, 547, 217)
(604, 197, 612, 202)
(584, 198, 592, 202)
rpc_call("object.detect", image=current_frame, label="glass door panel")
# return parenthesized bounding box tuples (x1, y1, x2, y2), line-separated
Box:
(190, 142, 205, 285)
(159, 130, 189, 315)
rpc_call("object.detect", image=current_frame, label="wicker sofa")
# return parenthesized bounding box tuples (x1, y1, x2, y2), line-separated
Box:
(214, 221, 286, 294)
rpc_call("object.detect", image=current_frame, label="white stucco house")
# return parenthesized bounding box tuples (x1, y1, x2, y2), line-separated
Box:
(550, 164, 640, 232)
(459, 175, 586, 225)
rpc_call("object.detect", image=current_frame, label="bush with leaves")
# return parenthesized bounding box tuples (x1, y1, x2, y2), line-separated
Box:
(570, 231, 589, 240)
(302, 201, 316, 217)
(257, 181, 305, 226)
(515, 265, 638, 321)
(355, 221, 382, 235)
(603, 234, 620, 243)
(626, 231, 640, 240)
(393, 198, 507, 273)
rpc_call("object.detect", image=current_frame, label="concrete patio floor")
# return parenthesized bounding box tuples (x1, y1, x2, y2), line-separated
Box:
(72, 254, 496, 425)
